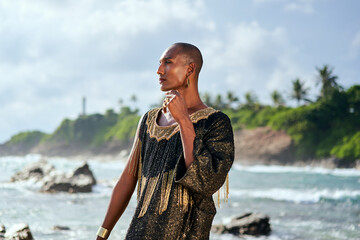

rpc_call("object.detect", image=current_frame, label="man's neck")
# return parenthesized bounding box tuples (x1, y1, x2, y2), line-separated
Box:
(178, 88, 207, 114)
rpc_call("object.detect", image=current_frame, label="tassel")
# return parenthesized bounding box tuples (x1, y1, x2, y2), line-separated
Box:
(176, 185, 191, 213)
(159, 169, 175, 214)
(214, 173, 230, 207)
(138, 176, 159, 218)
(137, 159, 142, 201)
(182, 187, 189, 212)
(225, 173, 229, 203)
(178, 185, 183, 207)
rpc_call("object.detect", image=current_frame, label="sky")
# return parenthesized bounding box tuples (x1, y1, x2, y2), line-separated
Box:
(1, 0, 360, 143)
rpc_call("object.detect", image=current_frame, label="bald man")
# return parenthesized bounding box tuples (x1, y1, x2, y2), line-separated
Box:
(96, 43, 234, 240)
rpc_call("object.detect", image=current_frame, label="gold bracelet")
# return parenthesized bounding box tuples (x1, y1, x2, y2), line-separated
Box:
(96, 226, 109, 239)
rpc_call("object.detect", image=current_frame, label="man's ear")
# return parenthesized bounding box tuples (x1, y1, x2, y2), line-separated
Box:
(187, 62, 196, 76)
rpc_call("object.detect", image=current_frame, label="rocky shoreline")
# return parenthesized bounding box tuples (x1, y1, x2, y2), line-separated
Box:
(5, 160, 274, 239)
(10, 160, 97, 193)
(1, 127, 359, 169)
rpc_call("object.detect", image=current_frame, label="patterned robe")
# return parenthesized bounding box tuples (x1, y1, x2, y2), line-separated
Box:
(125, 107, 234, 240)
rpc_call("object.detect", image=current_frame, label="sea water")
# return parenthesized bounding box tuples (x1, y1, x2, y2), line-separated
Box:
(1, 155, 359, 240)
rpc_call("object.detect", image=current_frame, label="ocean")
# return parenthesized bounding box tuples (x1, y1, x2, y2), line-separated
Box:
(1, 154, 359, 240)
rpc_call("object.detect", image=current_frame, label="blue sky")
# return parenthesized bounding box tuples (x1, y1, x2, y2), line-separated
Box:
(1, 0, 359, 143)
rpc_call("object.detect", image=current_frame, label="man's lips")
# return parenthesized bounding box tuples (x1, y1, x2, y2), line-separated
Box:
(159, 78, 166, 83)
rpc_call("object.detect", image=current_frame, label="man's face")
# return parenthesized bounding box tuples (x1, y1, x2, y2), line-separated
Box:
(157, 46, 189, 92)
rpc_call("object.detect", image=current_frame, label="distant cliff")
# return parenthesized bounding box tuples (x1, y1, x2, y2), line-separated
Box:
(1, 86, 359, 167)
(0, 107, 139, 157)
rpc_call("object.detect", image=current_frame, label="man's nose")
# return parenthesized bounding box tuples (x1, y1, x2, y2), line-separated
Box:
(157, 63, 164, 75)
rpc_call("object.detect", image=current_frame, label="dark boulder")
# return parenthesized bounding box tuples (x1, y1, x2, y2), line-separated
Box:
(11, 160, 97, 193)
(41, 162, 96, 193)
(10, 160, 55, 182)
(4, 223, 34, 240)
(72, 162, 96, 185)
(52, 225, 70, 231)
(212, 212, 271, 237)
(0, 224, 5, 239)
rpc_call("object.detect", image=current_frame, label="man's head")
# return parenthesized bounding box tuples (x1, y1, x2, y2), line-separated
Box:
(170, 42, 203, 76)
(157, 43, 203, 92)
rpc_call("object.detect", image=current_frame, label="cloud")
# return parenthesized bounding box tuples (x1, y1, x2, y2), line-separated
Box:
(201, 21, 306, 103)
(0, 0, 213, 142)
(284, 0, 315, 14)
(253, 0, 315, 14)
(349, 31, 360, 59)
(0, 0, 323, 143)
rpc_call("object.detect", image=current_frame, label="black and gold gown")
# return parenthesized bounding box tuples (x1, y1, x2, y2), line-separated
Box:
(125, 107, 234, 240)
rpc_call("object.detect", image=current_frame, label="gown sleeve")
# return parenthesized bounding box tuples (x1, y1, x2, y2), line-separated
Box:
(127, 113, 147, 177)
(174, 112, 234, 197)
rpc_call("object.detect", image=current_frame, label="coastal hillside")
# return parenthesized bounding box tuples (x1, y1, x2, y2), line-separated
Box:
(1, 67, 359, 166)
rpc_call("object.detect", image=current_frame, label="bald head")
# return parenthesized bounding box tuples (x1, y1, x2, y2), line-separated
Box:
(170, 42, 203, 76)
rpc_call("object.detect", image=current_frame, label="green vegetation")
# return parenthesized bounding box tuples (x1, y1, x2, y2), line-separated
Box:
(8, 131, 48, 151)
(205, 65, 360, 163)
(42, 106, 140, 148)
(3, 65, 360, 164)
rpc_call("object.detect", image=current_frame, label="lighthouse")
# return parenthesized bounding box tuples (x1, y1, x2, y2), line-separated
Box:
(82, 96, 86, 116)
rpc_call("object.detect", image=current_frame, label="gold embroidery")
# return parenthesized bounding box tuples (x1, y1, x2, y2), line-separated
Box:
(177, 184, 182, 207)
(135, 106, 228, 219)
(159, 169, 175, 214)
(225, 173, 229, 202)
(146, 107, 219, 141)
(138, 175, 159, 218)
(214, 173, 230, 207)
(137, 161, 145, 201)
(176, 184, 191, 213)
(182, 186, 189, 212)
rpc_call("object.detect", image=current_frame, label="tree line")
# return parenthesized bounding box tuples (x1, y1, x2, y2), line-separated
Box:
(200, 65, 345, 110)
(3, 65, 359, 164)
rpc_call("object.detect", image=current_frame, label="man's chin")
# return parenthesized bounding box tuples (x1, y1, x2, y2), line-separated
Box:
(160, 85, 172, 92)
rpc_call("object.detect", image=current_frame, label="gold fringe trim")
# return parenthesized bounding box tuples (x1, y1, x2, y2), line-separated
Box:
(215, 173, 230, 207)
(138, 175, 159, 218)
(159, 169, 175, 215)
(146, 107, 219, 141)
(177, 185, 192, 212)
(225, 173, 229, 202)
(128, 138, 142, 177)
(137, 159, 143, 201)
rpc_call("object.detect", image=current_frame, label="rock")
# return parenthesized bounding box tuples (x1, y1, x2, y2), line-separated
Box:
(4, 223, 34, 240)
(71, 162, 96, 185)
(0, 224, 5, 239)
(10, 160, 55, 182)
(52, 225, 70, 231)
(11, 160, 97, 193)
(41, 162, 96, 193)
(356, 159, 360, 170)
(211, 212, 271, 237)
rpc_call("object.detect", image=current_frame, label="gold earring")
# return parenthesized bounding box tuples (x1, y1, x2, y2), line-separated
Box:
(186, 77, 190, 88)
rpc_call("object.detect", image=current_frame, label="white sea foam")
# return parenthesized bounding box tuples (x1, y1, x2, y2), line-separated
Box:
(231, 188, 360, 203)
(232, 164, 360, 177)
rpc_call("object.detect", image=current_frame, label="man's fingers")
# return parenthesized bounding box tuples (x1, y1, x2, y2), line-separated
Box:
(166, 90, 180, 97)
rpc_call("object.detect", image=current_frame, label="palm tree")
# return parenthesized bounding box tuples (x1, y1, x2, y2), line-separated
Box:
(316, 65, 340, 100)
(226, 91, 239, 109)
(271, 90, 285, 107)
(202, 92, 212, 107)
(244, 91, 258, 109)
(291, 78, 309, 106)
(214, 94, 225, 109)
(130, 94, 137, 104)
(118, 98, 124, 110)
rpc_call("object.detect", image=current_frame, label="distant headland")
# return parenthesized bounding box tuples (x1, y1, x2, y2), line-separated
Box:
(1, 65, 359, 168)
